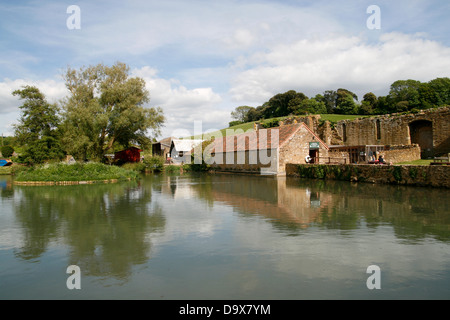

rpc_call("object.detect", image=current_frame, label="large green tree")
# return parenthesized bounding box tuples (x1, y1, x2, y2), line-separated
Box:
(61, 62, 165, 161)
(231, 106, 253, 122)
(12, 86, 64, 164)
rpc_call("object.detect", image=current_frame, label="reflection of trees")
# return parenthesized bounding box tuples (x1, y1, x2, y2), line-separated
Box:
(12, 180, 165, 281)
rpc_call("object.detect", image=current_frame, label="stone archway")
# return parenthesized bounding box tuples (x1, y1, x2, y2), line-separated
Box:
(409, 120, 433, 158)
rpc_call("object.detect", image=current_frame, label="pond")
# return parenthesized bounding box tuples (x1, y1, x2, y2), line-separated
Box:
(0, 173, 449, 300)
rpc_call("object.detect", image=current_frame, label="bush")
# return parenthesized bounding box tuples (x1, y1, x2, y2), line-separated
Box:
(1, 145, 14, 158)
(121, 162, 147, 173)
(229, 120, 244, 127)
(261, 119, 280, 128)
(143, 156, 164, 172)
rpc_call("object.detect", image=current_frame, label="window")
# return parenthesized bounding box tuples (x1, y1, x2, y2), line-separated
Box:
(342, 123, 347, 142)
(376, 120, 381, 140)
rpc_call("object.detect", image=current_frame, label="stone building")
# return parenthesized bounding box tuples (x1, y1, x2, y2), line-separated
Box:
(205, 122, 329, 175)
(334, 106, 450, 158)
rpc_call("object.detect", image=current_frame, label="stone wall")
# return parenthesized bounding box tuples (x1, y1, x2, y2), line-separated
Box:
(334, 107, 450, 157)
(278, 125, 329, 172)
(383, 145, 421, 164)
(286, 163, 450, 188)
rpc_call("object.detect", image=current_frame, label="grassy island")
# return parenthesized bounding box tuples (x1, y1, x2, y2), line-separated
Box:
(14, 162, 138, 185)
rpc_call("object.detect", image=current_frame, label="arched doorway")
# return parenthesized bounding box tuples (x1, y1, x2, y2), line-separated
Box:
(409, 120, 433, 158)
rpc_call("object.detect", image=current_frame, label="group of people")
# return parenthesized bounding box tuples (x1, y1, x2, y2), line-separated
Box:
(368, 150, 386, 164)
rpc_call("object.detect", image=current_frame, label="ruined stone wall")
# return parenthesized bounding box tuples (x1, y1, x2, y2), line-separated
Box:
(334, 107, 450, 157)
(383, 145, 421, 164)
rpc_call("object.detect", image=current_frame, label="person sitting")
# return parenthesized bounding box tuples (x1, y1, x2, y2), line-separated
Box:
(378, 155, 386, 164)
(305, 155, 312, 164)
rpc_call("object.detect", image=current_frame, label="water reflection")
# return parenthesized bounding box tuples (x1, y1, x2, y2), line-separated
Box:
(185, 174, 450, 242)
(11, 180, 165, 282)
(1, 173, 449, 299)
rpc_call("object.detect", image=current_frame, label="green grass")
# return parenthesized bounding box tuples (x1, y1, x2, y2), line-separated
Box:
(15, 162, 138, 182)
(0, 166, 12, 175)
(318, 114, 371, 123)
(396, 159, 434, 165)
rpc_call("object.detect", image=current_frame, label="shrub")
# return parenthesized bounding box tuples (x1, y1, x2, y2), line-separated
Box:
(143, 156, 164, 172)
(229, 120, 244, 127)
(165, 165, 180, 173)
(1, 145, 14, 158)
(261, 119, 280, 129)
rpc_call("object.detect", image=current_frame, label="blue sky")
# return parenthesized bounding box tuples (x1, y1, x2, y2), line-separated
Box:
(1, 0, 449, 139)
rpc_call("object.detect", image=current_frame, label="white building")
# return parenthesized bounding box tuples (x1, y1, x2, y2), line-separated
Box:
(169, 139, 203, 164)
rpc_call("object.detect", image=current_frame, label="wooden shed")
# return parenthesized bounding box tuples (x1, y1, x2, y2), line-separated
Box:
(114, 147, 142, 163)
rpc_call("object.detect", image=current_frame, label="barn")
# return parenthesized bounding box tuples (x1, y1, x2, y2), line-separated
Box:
(114, 147, 142, 163)
(204, 122, 329, 175)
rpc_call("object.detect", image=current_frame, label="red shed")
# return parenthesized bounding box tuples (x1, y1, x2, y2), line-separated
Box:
(114, 147, 142, 163)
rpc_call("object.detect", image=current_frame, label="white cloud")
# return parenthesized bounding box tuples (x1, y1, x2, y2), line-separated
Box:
(229, 32, 450, 102)
(132, 66, 226, 138)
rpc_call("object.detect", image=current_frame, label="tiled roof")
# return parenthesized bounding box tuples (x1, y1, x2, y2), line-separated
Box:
(208, 123, 328, 153)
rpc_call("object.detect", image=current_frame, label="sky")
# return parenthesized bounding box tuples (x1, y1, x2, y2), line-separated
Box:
(0, 0, 449, 139)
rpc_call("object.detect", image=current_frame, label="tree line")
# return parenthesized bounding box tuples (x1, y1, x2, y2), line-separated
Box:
(230, 77, 450, 125)
(8, 62, 165, 165)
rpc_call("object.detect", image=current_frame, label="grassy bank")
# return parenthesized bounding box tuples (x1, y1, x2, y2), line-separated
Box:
(15, 162, 138, 182)
(0, 167, 12, 175)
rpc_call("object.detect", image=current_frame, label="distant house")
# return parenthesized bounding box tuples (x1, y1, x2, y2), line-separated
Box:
(114, 146, 142, 163)
(205, 122, 329, 175)
(152, 137, 174, 160)
(169, 139, 203, 164)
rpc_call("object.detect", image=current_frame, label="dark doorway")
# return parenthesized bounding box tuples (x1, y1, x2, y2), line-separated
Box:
(409, 120, 433, 158)
(309, 150, 319, 164)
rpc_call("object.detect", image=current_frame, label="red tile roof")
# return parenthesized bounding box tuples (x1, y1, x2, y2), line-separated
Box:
(208, 122, 328, 153)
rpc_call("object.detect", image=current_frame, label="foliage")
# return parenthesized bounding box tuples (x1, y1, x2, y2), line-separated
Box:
(61, 62, 164, 161)
(165, 165, 180, 173)
(261, 118, 281, 129)
(231, 106, 253, 122)
(229, 120, 244, 127)
(12, 86, 65, 164)
(1, 145, 14, 158)
(229, 77, 450, 125)
(15, 162, 138, 182)
(18, 136, 65, 165)
(143, 156, 165, 172)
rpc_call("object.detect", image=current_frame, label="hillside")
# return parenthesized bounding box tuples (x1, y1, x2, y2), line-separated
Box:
(189, 114, 370, 139)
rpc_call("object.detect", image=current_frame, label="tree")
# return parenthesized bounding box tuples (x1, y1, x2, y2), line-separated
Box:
(428, 77, 450, 106)
(334, 89, 359, 114)
(61, 62, 165, 161)
(322, 90, 338, 113)
(293, 98, 327, 115)
(231, 106, 253, 123)
(335, 94, 359, 115)
(265, 90, 307, 118)
(12, 86, 64, 164)
(388, 79, 421, 111)
(1, 145, 14, 158)
(360, 92, 377, 115)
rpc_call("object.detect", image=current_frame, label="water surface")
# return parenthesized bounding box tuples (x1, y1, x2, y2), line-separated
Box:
(0, 173, 449, 299)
